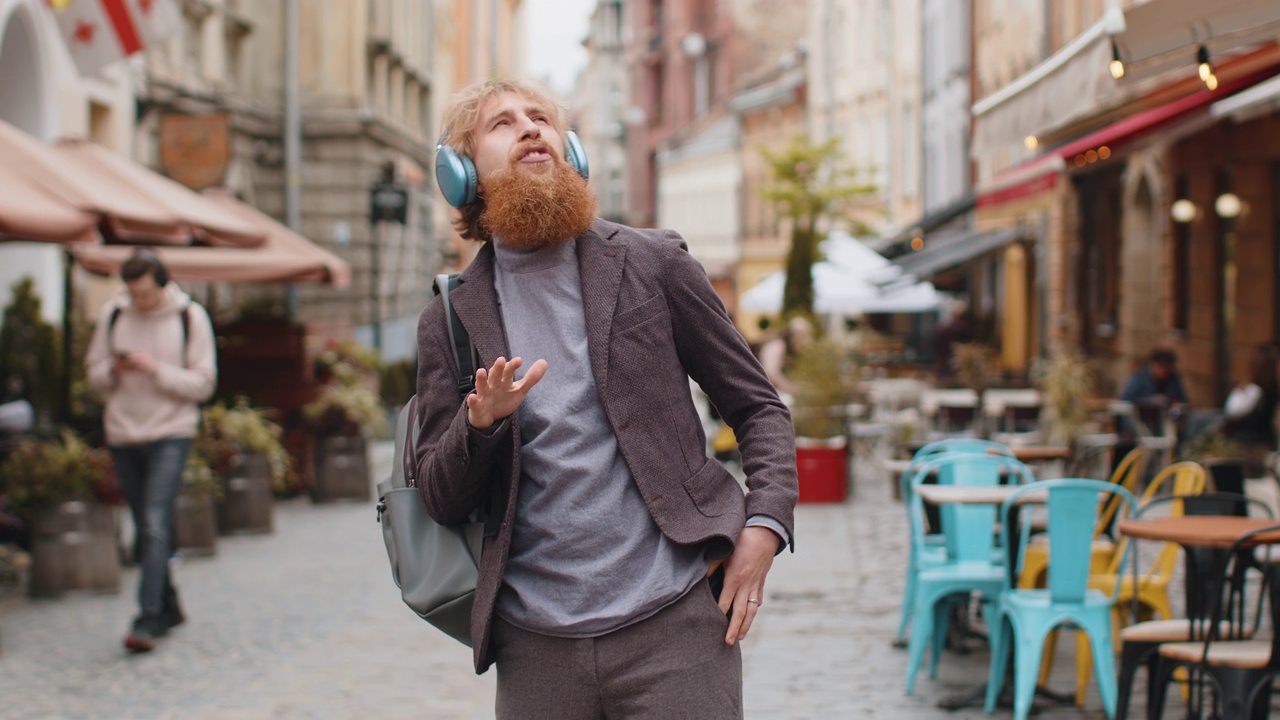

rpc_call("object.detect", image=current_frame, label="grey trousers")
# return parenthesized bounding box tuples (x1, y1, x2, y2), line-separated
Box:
(492, 578, 743, 720)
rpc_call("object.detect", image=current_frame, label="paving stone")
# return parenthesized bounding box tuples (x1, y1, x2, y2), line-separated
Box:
(0, 440, 1159, 718)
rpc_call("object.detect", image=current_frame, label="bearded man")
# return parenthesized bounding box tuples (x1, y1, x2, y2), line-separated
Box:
(414, 80, 797, 719)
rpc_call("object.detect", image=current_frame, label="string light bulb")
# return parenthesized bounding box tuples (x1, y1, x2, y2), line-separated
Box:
(1197, 45, 1213, 82)
(1110, 39, 1125, 79)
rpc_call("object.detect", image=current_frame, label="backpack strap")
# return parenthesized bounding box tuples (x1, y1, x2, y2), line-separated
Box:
(107, 304, 192, 368)
(401, 394, 421, 488)
(433, 273, 479, 397)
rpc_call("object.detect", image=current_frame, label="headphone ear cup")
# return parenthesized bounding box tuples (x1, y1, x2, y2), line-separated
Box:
(564, 130, 589, 181)
(434, 145, 478, 207)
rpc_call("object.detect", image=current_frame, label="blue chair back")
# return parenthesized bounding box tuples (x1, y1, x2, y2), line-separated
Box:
(899, 439, 1016, 524)
(1001, 478, 1137, 604)
(910, 453, 1035, 563)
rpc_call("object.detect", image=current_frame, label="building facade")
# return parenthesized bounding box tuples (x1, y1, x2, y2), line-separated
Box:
(574, 0, 629, 223)
(970, 0, 1280, 399)
(432, 0, 525, 274)
(807, 0, 921, 236)
(731, 56, 806, 341)
(135, 0, 440, 361)
(0, 0, 135, 323)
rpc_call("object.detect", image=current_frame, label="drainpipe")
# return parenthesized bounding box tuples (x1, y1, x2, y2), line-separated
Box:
(284, 0, 301, 318)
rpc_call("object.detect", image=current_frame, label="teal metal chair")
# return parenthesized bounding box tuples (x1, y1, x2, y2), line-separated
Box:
(984, 478, 1138, 720)
(903, 451, 1034, 694)
(895, 438, 1016, 644)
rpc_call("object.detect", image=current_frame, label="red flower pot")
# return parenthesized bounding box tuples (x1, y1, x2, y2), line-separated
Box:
(796, 437, 848, 503)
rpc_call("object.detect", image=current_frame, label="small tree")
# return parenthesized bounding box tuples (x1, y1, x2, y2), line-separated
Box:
(0, 277, 62, 427)
(759, 135, 879, 322)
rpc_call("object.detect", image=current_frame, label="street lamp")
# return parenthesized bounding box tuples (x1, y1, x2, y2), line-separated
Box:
(368, 161, 407, 352)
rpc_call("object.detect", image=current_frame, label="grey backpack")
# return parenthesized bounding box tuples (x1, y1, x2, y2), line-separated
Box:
(376, 273, 483, 646)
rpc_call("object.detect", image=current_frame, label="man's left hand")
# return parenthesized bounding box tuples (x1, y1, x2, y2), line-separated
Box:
(715, 525, 781, 646)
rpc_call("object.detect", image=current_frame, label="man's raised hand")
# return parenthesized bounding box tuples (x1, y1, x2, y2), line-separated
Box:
(466, 356, 548, 430)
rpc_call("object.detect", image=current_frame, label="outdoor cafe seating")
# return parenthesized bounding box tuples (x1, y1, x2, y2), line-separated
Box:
(894, 439, 1022, 646)
(901, 449, 1036, 694)
(985, 478, 1140, 720)
(888, 419, 1280, 719)
(1140, 519, 1280, 720)
(1113, 492, 1276, 720)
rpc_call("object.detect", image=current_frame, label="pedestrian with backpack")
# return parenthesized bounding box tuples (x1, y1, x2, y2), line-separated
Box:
(84, 249, 216, 653)
(414, 79, 797, 719)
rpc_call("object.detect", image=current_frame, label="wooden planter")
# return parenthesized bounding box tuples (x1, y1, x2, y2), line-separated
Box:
(216, 452, 274, 535)
(29, 501, 120, 596)
(796, 437, 849, 504)
(312, 434, 371, 503)
(174, 486, 218, 556)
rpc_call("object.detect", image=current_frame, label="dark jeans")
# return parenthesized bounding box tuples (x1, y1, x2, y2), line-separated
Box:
(110, 437, 191, 624)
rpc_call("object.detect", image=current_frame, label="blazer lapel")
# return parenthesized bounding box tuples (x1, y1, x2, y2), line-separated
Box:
(448, 243, 509, 370)
(577, 221, 625, 395)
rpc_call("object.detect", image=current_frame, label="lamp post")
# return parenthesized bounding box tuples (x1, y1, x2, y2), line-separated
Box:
(368, 161, 407, 352)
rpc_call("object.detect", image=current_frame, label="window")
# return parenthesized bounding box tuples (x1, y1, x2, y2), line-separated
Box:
(1274, 163, 1280, 340)
(1217, 167, 1236, 401)
(1172, 175, 1191, 331)
(1076, 167, 1123, 351)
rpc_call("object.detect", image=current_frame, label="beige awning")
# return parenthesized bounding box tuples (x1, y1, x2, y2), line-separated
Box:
(0, 119, 266, 247)
(73, 190, 351, 288)
(0, 158, 97, 244)
(1115, 0, 1280, 81)
(972, 0, 1280, 159)
(52, 138, 265, 247)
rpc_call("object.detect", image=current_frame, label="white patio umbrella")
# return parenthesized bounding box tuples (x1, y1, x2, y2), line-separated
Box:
(739, 232, 943, 314)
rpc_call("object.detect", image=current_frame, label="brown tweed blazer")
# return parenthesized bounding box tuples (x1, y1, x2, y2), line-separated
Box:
(413, 218, 798, 673)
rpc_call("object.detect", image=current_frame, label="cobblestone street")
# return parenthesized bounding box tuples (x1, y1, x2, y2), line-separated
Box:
(1, 444, 1124, 719)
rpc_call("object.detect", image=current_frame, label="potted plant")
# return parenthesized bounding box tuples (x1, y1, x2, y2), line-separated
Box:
(790, 331, 858, 503)
(196, 400, 293, 535)
(1037, 352, 1095, 453)
(304, 343, 386, 503)
(1182, 428, 1247, 495)
(950, 342, 997, 436)
(173, 449, 221, 556)
(0, 430, 120, 595)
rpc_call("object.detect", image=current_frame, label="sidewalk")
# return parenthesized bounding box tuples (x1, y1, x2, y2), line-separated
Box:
(0, 441, 1123, 718)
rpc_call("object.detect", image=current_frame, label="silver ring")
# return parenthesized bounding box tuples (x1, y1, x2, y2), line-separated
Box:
(747, 598, 761, 605)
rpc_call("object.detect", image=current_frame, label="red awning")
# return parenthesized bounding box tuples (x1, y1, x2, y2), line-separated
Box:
(978, 66, 1280, 208)
(0, 120, 266, 247)
(73, 190, 351, 288)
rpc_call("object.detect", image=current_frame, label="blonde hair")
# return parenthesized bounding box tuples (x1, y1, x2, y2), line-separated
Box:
(439, 80, 569, 242)
(439, 79, 568, 157)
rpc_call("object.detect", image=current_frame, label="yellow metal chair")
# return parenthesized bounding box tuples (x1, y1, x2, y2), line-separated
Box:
(1070, 461, 1207, 706)
(1018, 446, 1148, 591)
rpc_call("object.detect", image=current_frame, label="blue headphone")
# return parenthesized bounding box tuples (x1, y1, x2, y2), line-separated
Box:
(434, 130, 590, 208)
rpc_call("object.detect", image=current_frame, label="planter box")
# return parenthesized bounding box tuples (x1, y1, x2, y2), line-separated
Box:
(216, 453, 274, 535)
(29, 501, 120, 596)
(312, 434, 371, 503)
(796, 437, 849, 504)
(174, 487, 218, 556)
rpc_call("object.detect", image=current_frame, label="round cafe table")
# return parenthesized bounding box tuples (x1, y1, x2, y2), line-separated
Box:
(1117, 516, 1280, 549)
(1117, 515, 1280, 635)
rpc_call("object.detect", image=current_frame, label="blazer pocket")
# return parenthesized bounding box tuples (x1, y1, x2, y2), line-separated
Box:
(682, 459, 745, 518)
(612, 295, 667, 334)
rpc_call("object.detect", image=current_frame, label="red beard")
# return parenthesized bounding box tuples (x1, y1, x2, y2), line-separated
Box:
(478, 142, 597, 249)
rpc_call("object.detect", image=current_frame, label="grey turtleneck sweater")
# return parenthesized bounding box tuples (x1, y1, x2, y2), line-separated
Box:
(491, 238, 706, 637)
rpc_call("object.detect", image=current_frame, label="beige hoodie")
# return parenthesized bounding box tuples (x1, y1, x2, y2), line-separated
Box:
(85, 283, 217, 445)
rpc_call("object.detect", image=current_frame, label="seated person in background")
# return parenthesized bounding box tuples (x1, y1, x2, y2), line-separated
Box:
(1115, 349, 1189, 473)
(1121, 348, 1188, 406)
(1220, 344, 1280, 478)
(757, 315, 813, 398)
